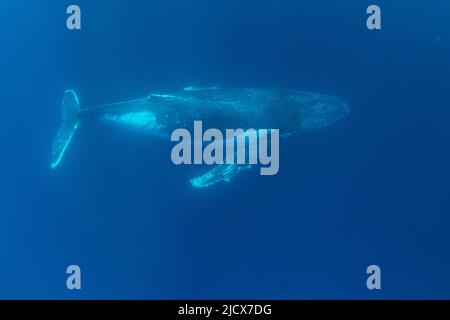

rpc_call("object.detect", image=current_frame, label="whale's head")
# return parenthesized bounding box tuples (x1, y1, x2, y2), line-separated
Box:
(293, 92, 349, 130)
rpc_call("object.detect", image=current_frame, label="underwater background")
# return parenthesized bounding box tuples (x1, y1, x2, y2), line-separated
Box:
(1, 0, 449, 299)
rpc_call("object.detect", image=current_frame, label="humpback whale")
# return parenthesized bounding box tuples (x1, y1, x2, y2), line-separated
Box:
(51, 87, 349, 187)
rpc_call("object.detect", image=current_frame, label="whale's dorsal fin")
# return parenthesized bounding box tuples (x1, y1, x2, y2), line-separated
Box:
(183, 86, 221, 91)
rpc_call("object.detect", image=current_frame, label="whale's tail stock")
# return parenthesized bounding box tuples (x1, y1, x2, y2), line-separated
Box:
(50, 90, 81, 169)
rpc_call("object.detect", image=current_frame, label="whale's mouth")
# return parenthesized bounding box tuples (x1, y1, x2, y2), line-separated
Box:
(295, 93, 349, 130)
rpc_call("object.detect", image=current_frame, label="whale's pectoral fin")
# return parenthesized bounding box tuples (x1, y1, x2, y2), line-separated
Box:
(190, 164, 252, 188)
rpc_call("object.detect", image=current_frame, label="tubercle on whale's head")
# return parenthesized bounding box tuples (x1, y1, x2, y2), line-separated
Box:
(293, 92, 349, 130)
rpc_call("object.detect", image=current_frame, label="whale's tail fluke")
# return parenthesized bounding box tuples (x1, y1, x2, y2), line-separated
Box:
(50, 90, 81, 169)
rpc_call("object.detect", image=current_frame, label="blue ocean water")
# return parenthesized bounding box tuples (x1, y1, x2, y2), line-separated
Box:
(1, 0, 449, 299)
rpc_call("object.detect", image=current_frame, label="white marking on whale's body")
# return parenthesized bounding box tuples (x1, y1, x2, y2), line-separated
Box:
(102, 111, 160, 131)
